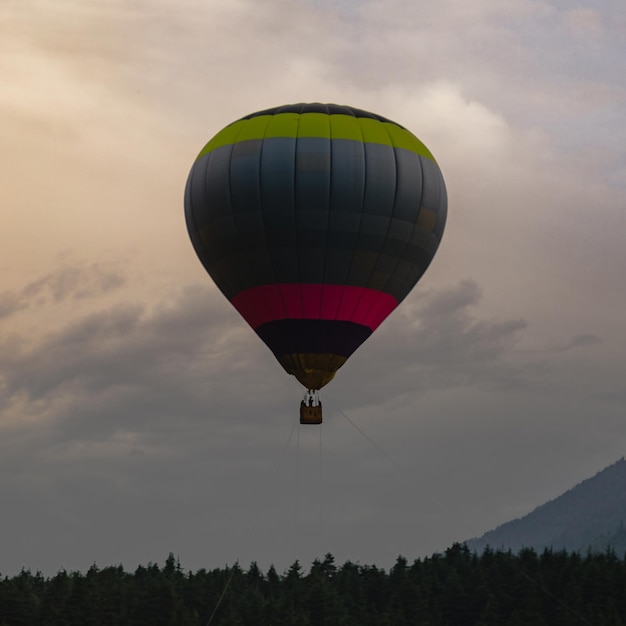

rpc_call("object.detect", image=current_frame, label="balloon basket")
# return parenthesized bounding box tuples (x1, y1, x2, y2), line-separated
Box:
(300, 390, 322, 424)
(300, 402, 322, 424)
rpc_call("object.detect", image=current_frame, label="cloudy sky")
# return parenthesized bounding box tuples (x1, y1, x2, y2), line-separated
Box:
(2, 0, 625, 576)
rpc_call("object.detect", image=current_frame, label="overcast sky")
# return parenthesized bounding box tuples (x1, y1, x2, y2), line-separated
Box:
(1, 0, 625, 576)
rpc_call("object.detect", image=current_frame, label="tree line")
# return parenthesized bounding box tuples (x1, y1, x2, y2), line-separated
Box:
(1, 543, 626, 625)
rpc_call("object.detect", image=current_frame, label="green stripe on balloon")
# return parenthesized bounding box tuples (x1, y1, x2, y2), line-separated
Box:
(195, 113, 436, 162)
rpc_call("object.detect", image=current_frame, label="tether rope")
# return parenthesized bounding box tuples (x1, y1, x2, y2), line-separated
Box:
(327, 397, 594, 626)
(206, 417, 298, 626)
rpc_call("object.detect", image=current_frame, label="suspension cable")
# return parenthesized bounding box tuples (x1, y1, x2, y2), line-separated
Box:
(328, 398, 594, 626)
(206, 417, 298, 626)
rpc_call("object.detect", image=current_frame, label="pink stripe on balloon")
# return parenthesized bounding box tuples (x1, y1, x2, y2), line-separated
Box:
(230, 284, 397, 331)
(320, 285, 344, 319)
(263, 283, 285, 320)
(362, 295, 392, 329)
(279, 284, 302, 318)
(335, 286, 362, 320)
(301, 283, 323, 319)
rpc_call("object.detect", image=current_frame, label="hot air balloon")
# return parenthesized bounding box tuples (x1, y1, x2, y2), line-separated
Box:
(184, 103, 447, 424)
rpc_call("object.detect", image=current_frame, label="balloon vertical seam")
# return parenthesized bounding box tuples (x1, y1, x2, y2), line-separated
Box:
(258, 114, 289, 325)
(333, 115, 368, 324)
(354, 119, 402, 328)
(293, 112, 304, 363)
(229, 118, 268, 311)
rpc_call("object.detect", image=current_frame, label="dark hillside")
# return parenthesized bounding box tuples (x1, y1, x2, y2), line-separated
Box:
(467, 457, 626, 554)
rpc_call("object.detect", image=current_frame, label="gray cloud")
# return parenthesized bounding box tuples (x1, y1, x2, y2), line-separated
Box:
(1, 287, 247, 419)
(0, 290, 28, 319)
(1, 278, 533, 436)
(515, 332, 603, 354)
(22, 263, 126, 302)
(0, 263, 125, 322)
(335, 280, 531, 408)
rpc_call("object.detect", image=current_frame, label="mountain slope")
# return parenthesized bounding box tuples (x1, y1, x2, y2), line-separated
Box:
(466, 458, 626, 554)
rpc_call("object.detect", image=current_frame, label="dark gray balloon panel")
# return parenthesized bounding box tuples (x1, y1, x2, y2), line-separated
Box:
(185, 136, 446, 303)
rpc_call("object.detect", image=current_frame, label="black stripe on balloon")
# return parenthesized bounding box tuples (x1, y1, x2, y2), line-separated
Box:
(255, 319, 372, 359)
(238, 103, 401, 127)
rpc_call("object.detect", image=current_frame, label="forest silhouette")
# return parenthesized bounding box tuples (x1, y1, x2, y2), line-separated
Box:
(1, 544, 625, 625)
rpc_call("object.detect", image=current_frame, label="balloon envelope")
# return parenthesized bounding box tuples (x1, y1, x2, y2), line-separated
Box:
(185, 103, 447, 390)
